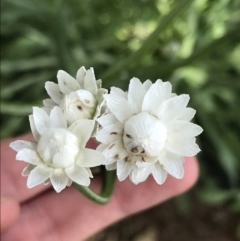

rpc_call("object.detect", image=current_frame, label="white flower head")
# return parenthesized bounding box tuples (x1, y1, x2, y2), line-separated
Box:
(96, 78, 203, 184)
(10, 106, 105, 193)
(44, 67, 107, 128)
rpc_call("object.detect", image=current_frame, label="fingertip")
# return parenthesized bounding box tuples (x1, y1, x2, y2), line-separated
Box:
(167, 156, 199, 197)
(1, 196, 20, 233)
(182, 156, 199, 191)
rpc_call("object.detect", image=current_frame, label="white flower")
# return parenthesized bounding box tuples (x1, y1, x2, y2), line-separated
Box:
(44, 66, 107, 127)
(10, 106, 105, 193)
(96, 78, 203, 184)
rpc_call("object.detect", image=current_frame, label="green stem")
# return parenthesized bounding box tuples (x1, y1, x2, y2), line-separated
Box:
(73, 170, 116, 205)
(101, 0, 191, 83)
(101, 169, 117, 198)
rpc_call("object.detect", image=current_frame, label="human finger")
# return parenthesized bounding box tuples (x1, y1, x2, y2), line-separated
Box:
(2, 157, 198, 241)
(0, 196, 20, 233)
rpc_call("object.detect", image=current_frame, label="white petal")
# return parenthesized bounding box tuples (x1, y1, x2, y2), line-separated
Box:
(44, 178, 50, 185)
(92, 88, 107, 121)
(65, 165, 90, 186)
(160, 151, 184, 179)
(76, 148, 105, 167)
(143, 156, 158, 164)
(128, 77, 146, 113)
(142, 79, 152, 91)
(97, 114, 118, 127)
(93, 106, 101, 123)
(32, 107, 50, 135)
(10, 140, 37, 152)
(27, 165, 52, 188)
(178, 107, 196, 121)
(76, 89, 97, 107)
(60, 92, 94, 125)
(110, 87, 127, 99)
(68, 119, 94, 146)
(162, 81, 172, 97)
(130, 166, 151, 184)
(123, 112, 167, 156)
(50, 106, 67, 129)
(135, 155, 158, 167)
(165, 136, 201, 156)
(67, 179, 73, 186)
(52, 151, 76, 169)
(156, 94, 190, 123)
(22, 164, 36, 176)
(96, 143, 107, 152)
(102, 140, 128, 160)
(50, 169, 69, 193)
(106, 162, 117, 170)
(76, 66, 86, 86)
(29, 115, 40, 141)
(151, 162, 167, 184)
(43, 98, 56, 108)
(106, 91, 134, 123)
(96, 88, 107, 105)
(142, 79, 171, 113)
(57, 70, 80, 94)
(168, 120, 203, 137)
(135, 160, 152, 168)
(41, 107, 51, 115)
(117, 159, 133, 181)
(85, 168, 93, 178)
(96, 123, 123, 145)
(16, 149, 42, 165)
(104, 158, 116, 165)
(83, 68, 98, 96)
(45, 81, 63, 104)
(96, 79, 102, 89)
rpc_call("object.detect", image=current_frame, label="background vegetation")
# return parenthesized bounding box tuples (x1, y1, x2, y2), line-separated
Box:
(1, 0, 240, 239)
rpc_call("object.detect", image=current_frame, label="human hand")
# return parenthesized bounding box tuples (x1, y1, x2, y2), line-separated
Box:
(1, 134, 199, 241)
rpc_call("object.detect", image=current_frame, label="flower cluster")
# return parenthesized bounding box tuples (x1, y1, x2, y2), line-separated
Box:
(44, 67, 107, 134)
(10, 67, 203, 193)
(96, 78, 203, 184)
(10, 67, 106, 192)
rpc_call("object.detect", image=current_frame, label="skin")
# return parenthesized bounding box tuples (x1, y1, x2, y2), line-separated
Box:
(1, 134, 199, 241)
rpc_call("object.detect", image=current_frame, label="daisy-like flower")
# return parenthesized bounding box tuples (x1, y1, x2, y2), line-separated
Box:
(44, 66, 107, 128)
(96, 78, 203, 184)
(10, 106, 105, 193)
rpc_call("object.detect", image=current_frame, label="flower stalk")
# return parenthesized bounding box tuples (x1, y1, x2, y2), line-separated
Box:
(74, 170, 116, 205)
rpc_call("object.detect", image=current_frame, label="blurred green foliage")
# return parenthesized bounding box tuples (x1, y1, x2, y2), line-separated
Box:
(1, 0, 240, 212)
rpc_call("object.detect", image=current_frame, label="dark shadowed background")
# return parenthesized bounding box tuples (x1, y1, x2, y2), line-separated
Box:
(1, 0, 240, 240)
